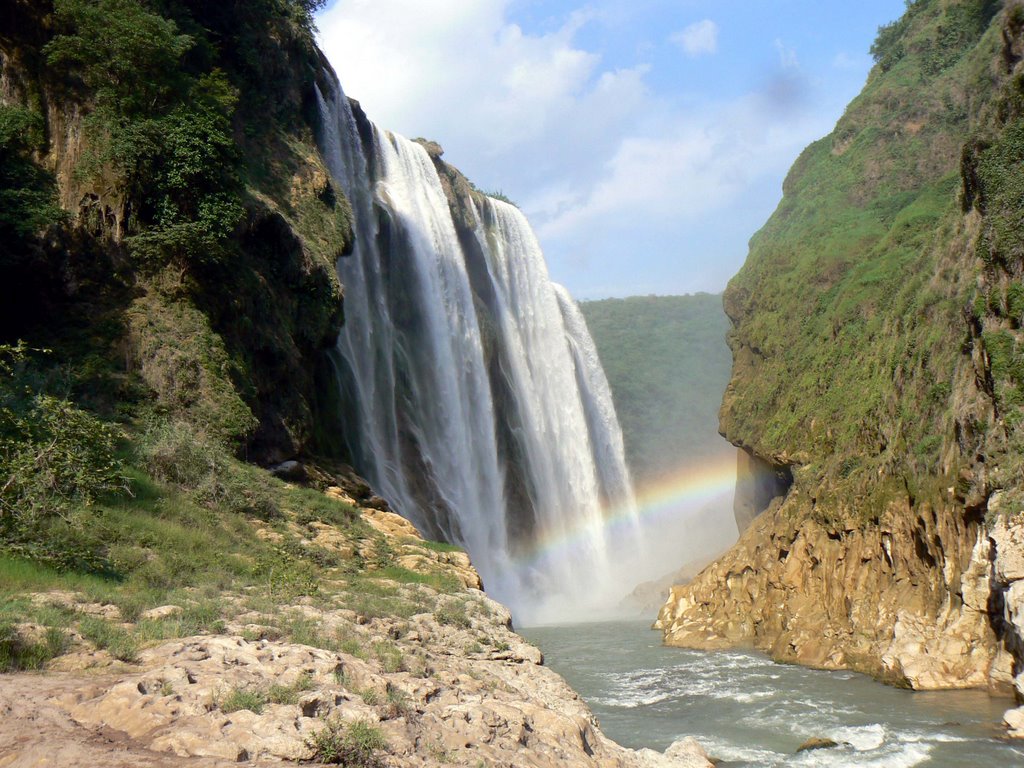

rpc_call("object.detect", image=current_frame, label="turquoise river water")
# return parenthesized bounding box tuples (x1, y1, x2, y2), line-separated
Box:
(521, 620, 1024, 767)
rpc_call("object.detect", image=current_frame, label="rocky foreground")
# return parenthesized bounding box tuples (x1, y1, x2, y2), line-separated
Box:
(0, 495, 711, 768)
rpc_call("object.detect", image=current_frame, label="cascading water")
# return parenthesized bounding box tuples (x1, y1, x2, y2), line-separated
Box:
(317, 72, 639, 623)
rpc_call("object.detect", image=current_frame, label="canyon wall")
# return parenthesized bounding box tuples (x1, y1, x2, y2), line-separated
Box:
(659, 0, 1024, 703)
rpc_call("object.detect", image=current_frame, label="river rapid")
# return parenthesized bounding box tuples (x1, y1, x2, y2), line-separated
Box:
(521, 620, 1024, 767)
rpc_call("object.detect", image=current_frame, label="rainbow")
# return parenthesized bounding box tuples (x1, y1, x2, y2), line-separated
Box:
(512, 451, 738, 569)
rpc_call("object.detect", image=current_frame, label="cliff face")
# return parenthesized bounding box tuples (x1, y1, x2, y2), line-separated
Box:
(0, 0, 351, 463)
(660, 0, 1024, 697)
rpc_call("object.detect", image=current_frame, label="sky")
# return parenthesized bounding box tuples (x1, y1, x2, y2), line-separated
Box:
(316, 0, 908, 299)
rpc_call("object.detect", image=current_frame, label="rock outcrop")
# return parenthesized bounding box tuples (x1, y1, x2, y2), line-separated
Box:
(43, 605, 710, 768)
(0, 470, 713, 766)
(656, 494, 997, 688)
(993, 513, 1024, 735)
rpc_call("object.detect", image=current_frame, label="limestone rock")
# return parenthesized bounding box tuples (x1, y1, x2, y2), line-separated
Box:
(270, 460, 306, 482)
(992, 514, 1024, 583)
(1004, 706, 1024, 737)
(40, 604, 712, 768)
(361, 507, 422, 538)
(658, 496, 999, 689)
(796, 737, 839, 752)
(140, 605, 183, 622)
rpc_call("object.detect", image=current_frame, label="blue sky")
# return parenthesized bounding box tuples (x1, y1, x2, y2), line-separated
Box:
(317, 1, 907, 299)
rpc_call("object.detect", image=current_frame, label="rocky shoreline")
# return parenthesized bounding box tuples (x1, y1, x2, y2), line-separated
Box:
(655, 506, 1024, 739)
(0, 495, 712, 768)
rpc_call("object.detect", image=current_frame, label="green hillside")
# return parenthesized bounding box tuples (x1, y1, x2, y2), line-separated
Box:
(722, 0, 1007, 514)
(580, 294, 733, 490)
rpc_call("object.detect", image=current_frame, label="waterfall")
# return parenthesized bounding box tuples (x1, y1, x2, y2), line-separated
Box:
(317, 73, 638, 622)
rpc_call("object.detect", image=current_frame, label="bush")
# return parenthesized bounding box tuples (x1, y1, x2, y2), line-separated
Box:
(139, 420, 224, 489)
(0, 344, 129, 570)
(433, 601, 472, 629)
(306, 718, 387, 767)
(0, 105, 65, 258)
(138, 420, 278, 519)
(45, 0, 243, 266)
(78, 615, 138, 662)
(0, 623, 69, 672)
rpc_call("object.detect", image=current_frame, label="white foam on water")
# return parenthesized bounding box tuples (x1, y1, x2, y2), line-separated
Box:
(828, 723, 886, 751)
(695, 735, 788, 765)
(594, 691, 671, 709)
(790, 742, 933, 768)
(732, 691, 776, 704)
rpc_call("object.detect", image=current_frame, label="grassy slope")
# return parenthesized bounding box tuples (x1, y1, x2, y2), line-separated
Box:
(722, 0, 1005, 522)
(580, 295, 733, 489)
(0, 433, 470, 673)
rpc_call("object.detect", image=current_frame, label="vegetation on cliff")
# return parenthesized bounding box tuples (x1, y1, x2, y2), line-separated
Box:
(0, 1, 358, 579)
(580, 295, 733, 489)
(1, 0, 350, 459)
(722, 0, 1006, 520)
(660, 0, 1024, 690)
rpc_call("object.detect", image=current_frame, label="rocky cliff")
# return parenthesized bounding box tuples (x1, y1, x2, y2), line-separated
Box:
(0, 0, 350, 463)
(659, 0, 1024, 712)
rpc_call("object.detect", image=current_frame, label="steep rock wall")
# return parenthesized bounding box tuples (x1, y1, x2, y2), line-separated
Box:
(660, 0, 1024, 695)
(0, 1, 351, 461)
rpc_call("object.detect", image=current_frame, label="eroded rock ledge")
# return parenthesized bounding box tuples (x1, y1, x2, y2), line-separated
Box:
(656, 490, 999, 691)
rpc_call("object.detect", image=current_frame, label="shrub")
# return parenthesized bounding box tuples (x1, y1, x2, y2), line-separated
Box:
(434, 601, 472, 629)
(0, 344, 129, 570)
(382, 686, 412, 719)
(139, 420, 225, 489)
(0, 106, 64, 256)
(306, 718, 387, 767)
(45, 0, 244, 266)
(371, 640, 404, 673)
(266, 672, 314, 705)
(0, 623, 69, 672)
(138, 420, 278, 519)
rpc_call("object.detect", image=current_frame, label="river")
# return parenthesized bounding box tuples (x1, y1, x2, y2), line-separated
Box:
(521, 620, 1024, 767)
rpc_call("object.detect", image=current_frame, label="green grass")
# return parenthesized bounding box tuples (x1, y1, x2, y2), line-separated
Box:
(219, 687, 267, 714)
(0, 623, 69, 672)
(0, 556, 113, 595)
(414, 539, 463, 554)
(78, 615, 138, 662)
(371, 640, 404, 673)
(306, 718, 387, 767)
(267, 672, 315, 705)
(0, 419, 457, 667)
(374, 565, 460, 593)
(433, 601, 471, 629)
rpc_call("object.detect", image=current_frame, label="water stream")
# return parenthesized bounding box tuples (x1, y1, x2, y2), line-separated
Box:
(522, 620, 1024, 767)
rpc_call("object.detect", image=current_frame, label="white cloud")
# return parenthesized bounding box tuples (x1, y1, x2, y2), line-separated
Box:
(671, 19, 719, 58)
(315, 1, 861, 298)
(531, 91, 832, 246)
(774, 38, 799, 69)
(316, 1, 639, 168)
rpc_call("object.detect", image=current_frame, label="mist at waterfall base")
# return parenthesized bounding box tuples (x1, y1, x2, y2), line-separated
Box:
(318, 72, 717, 624)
